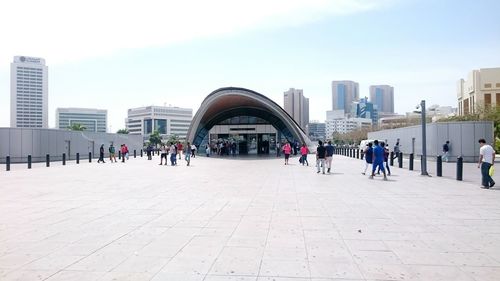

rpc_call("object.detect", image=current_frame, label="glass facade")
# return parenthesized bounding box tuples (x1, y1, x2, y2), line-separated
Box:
(337, 84, 346, 109)
(144, 119, 152, 134)
(154, 119, 167, 134)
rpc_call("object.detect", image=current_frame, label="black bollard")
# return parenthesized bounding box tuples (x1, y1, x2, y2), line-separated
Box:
(76, 153, 80, 164)
(6, 156, 10, 171)
(141, 149, 143, 157)
(88, 152, 92, 163)
(409, 153, 414, 171)
(134, 150, 136, 158)
(398, 152, 403, 168)
(457, 156, 463, 181)
(361, 149, 364, 160)
(28, 155, 32, 169)
(118, 151, 121, 160)
(437, 155, 442, 177)
(46, 154, 50, 167)
(390, 152, 394, 166)
(356, 149, 360, 159)
(63, 153, 66, 166)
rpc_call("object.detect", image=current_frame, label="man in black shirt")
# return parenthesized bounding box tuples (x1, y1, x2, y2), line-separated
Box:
(316, 140, 326, 174)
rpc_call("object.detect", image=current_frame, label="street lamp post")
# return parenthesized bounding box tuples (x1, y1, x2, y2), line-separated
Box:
(420, 100, 429, 176)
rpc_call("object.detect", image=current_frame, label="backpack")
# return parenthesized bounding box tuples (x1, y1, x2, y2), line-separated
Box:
(443, 143, 449, 152)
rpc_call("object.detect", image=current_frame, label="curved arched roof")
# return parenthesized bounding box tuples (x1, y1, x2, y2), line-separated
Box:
(187, 87, 311, 147)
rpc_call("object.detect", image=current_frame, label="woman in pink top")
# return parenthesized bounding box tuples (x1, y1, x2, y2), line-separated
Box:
(283, 142, 292, 165)
(300, 144, 309, 166)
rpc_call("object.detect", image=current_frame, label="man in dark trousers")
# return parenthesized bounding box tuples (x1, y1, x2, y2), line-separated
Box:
(370, 140, 387, 180)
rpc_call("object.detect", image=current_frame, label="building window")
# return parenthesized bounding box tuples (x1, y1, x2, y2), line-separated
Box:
(485, 93, 491, 109)
(485, 83, 492, 88)
(463, 98, 469, 115)
(497, 93, 500, 107)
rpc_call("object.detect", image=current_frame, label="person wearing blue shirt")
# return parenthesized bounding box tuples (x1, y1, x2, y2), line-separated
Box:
(370, 140, 388, 180)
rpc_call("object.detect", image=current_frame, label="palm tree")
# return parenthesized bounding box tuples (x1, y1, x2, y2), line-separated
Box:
(117, 128, 129, 134)
(68, 123, 86, 131)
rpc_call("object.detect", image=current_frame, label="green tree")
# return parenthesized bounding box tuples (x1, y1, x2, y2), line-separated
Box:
(167, 134, 179, 144)
(149, 130, 162, 148)
(68, 123, 86, 131)
(116, 128, 129, 134)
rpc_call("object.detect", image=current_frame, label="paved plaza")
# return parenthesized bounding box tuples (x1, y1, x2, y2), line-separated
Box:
(0, 154, 500, 281)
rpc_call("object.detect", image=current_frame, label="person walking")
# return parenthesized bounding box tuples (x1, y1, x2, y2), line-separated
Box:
(191, 143, 197, 158)
(442, 141, 450, 162)
(121, 144, 127, 163)
(159, 144, 168, 165)
(124, 144, 129, 160)
(383, 143, 391, 176)
(300, 143, 309, 166)
(184, 142, 191, 166)
(109, 144, 117, 163)
(370, 140, 387, 180)
(146, 144, 152, 160)
(362, 143, 373, 175)
(283, 141, 292, 165)
(177, 141, 183, 160)
(325, 141, 334, 173)
(392, 141, 400, 160)
(205, 145, 210, 157)
(170, 142, 177, 166)
(478, 138, 495, 189)
(98, 144, 106, 163)
(316, 140, 326, 174)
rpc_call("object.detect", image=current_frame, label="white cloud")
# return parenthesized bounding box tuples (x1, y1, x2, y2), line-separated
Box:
(0, 0, 393, 65)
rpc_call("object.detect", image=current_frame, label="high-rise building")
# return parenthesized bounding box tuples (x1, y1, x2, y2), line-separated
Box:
(10, 56, 48, 128)
(369, 85, 394, 114)
(126, 105, 193, 140)
(351, 97, 378, 124)
(457, 68, 500, 115)
(283, 88, 309, 131)
(56, 108, 108, 132)
(307, 121, 326, 141)
(331, 81, 359, 115)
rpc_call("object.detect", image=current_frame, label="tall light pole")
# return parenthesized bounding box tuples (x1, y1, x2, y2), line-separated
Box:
(420, 100, 429, 176)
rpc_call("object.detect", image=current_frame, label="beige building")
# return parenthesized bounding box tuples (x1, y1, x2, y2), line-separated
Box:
(283, 88, 309, 132)
(331, 80, 359, 115)
(369, 85, 394, 114)
(457, 67, 500, 115)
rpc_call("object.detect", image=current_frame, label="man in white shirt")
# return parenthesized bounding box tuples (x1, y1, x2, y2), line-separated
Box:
(478, 138, 495, 189)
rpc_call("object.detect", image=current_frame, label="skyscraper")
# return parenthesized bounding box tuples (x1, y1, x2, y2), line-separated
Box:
(10, 56, 48, 128)
(283, 88, 309, 132)
(331, 81, 359, 115)
(351, 97, 378, 124)
(369, 85, 394, 114)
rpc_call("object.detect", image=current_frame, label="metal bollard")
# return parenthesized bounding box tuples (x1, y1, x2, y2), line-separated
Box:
(134, 150, 137, 158)
(28, 155, 32, 169)
(6, 156, 10, 171)
(88, 152, 92, 163)
(457, 156, 463, 181)
(63, 153, 66, 166)
(409, 153, 414, 171)
(118, 151, 121, 159)
(437, 155, 442, 177)
(76, 153, 80, 164)
(356, 149, 360, 159)
(46, 154, 50, 167)
(141, 149, 143, 157)
(361, 149, 364, 160)
(398, 152, 403, 168)
(390, 152, 394, 166)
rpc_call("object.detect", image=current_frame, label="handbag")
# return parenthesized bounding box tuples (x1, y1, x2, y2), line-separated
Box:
(489, 166, 495, 176)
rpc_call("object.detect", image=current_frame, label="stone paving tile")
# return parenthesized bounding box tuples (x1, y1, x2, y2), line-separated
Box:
(1, 154, 500, 281)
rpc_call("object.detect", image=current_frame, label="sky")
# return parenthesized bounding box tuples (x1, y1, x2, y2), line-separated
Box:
(1, 0, 499, 132)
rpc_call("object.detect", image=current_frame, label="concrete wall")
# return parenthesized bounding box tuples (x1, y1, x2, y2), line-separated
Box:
(368, 121, 494, 162)
(0, 128, 143, 163)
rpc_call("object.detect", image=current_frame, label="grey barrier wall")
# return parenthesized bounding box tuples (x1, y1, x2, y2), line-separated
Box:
(367, 121, 494, 163)
(0, 128, 143, 163)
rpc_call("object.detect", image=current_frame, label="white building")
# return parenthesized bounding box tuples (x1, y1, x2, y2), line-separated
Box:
(10, 56, 48, 128)
(126, 106, 193, 140)
(457, 67, 500, 115)
(56, 108, 108, 132)
(283, 88, 309, 132)
(369, 85, 394, 114)
(326, 117, 372, 137)
(332, 80, 359, 115)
